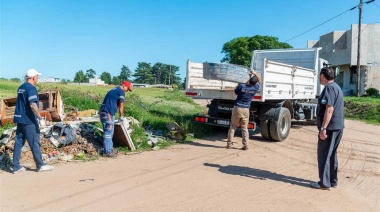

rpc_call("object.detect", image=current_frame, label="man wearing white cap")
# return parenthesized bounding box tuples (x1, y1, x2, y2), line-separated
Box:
(12, 69, 54, 173)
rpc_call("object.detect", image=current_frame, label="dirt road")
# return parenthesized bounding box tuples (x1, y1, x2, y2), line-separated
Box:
(1, 119, 379, 212)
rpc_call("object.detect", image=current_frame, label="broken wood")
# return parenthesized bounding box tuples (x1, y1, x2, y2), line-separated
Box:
(113, 121, 135, 151)
(0, 90, 64, 126)
(77, 109, 97, 117)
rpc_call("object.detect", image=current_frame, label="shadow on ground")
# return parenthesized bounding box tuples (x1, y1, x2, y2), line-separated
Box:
(204, 163, 313, 188)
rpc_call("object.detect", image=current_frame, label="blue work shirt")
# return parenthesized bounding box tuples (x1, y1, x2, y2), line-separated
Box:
(317, 82, 344, 130)
(13, 82, 39, 124)
(234, 83, 260, 108)
(99, 86, 125, 116)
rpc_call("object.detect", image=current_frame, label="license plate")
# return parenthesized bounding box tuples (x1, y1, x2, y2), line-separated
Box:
(217, 120, 230, 125)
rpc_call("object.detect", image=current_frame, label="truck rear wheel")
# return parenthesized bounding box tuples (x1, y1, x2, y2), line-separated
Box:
(269, 107, 291, 141)
(260, 120, 272, 140)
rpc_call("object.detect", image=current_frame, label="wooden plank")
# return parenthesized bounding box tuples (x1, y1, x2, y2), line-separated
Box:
(48, 91, 53, 110)
(77, 109, 97, 117)
(56, 91, 63, 116)
(113, 122, 135, 151)
(0, 100, 4, 117)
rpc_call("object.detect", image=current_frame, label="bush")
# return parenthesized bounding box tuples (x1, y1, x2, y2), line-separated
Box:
(365, 88, 379, 97)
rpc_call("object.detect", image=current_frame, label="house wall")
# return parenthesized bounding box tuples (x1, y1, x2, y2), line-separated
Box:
(366, 66, 380, 91)
(308, 24, 380, 95)
(350, 24, 380, 66)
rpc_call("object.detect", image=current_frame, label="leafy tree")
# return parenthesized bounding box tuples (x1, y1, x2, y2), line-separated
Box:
(161, 65, 181, 85)
(221, 35, 292, 67)
(100, 72, 112, 84)
(112, 76, 121, 85)
(119, 65, 131, 81)
(133, 62, 154, 84)
(73, 70, 87, 83)
(10, 78, 21, 83)
(85, 69, 96, 80)
(152, 62, 164, 84)
(181, 77, 187, 90)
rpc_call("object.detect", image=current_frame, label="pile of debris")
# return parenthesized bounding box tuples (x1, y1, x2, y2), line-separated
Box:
(0, 89, 192, 170)
(0, 122, 103, 169)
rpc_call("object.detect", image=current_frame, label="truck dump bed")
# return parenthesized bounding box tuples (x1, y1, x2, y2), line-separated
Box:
(186, 48, 322, 101)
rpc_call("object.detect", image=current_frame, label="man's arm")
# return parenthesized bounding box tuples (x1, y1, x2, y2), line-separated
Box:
(118, 101, 124, 118)
(320, 104, 334, 140)
(253, 72, 262, 84)
(30, 102, 42, 120)
(250, 70, 262, 84)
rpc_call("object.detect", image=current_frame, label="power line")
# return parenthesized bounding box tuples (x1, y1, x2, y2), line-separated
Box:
(285, 7, 357, 42)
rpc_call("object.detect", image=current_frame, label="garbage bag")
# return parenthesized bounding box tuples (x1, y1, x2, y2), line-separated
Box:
(45, 123, 77, 146)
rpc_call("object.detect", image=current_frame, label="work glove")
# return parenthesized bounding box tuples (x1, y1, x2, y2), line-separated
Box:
(39, 118, 46, 128)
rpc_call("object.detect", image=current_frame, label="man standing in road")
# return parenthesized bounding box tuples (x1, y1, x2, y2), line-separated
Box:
(227, 71, 261, 150)
(311, 67, 344, 190)
(99, 81, 133, 157)
(13, 69, 54, 173)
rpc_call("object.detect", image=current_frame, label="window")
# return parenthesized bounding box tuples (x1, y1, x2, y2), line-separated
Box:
(350, 66, 357, 84)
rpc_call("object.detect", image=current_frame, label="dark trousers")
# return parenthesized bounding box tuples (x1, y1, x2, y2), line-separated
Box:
(13, 123, 44, 171)
(317, 129, 343, 188)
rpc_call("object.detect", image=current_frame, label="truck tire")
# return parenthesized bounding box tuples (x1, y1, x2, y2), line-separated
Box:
(269, 107, 291, 141)
(260, 120, 272, 140)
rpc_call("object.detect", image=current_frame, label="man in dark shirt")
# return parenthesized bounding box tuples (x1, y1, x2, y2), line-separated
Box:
(99, 81, 132, 157)
(227, 71, 261, 150)
(310, 67, 344, 190)
(13, 69, 54, 173)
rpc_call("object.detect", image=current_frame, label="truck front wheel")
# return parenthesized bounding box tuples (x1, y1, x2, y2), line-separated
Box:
(269, 107, 291, 141)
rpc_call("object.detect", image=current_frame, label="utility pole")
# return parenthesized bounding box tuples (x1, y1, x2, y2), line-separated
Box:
(169, 65, 171, 85)
(356, 0, 376, 96)
(356, 0, 363, 97)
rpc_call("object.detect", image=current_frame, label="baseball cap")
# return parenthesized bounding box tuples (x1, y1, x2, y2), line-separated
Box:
(122, 81, 133, 91)
(249, 76, 258, 85)
(26, 69, 42, 78)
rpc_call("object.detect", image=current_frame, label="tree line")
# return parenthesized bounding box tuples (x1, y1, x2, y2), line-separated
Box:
(70, 62, 182, 87)
(65, 35, 292, 87)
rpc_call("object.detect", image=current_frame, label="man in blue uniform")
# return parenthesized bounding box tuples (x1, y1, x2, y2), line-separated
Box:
(310, 67, 344, 190)
(13, 69, 54, 173)
(99, 81, 133, 157)
(227, 71, 261, 150)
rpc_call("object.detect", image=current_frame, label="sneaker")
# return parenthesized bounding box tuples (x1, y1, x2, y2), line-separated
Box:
(13, 167, 26, 174)
(102, 152, 117, 158)
(310, 182, 330, 190)
(226, 142, 233, 149)
(241, 146, 248, 151)
(38, 165, 54, 172)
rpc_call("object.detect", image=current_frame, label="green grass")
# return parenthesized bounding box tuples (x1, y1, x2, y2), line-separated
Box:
(0, 81, 213, 156)
(344, 96, 380, 125)
(0, 79, 20, 98)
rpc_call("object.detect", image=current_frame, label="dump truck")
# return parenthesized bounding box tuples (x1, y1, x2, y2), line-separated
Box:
(185, 48, 328, 141)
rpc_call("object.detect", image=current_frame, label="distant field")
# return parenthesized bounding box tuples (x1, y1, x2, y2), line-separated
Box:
(1, 80, 379, 127)
(0, 80, 211, 143)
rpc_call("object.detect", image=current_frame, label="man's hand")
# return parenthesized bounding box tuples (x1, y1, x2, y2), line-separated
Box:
(118, 117, 124, 123)
(319, 130, 327, 140)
